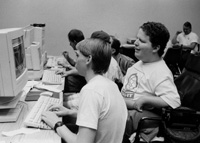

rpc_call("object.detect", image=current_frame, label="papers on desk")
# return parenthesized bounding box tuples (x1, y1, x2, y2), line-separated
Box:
(1, 127, 40, 137)
(25, 81, 62, 93)
(34, 82, 62, 93)
(23, 81, 39, 94)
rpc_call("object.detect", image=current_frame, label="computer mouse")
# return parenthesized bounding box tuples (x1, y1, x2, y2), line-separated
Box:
(40, 91, 53, 97)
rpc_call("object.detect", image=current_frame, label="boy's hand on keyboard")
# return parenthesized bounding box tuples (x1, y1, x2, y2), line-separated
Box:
(56, 67, 77, 78)
(57, 61, 69, 68)
(55, 70, 68, 78)
(41, 111, 60, 129)
(55, 63, 80, 78)
(48, 104, 71, 117)
(55, 69, 64, 75)
(60, 64, 74, 71)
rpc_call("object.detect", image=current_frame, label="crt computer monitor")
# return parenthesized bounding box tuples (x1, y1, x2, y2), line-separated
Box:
(0, 28, 28, 109)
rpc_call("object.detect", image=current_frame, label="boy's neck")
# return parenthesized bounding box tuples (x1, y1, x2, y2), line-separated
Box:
(85, 70, 96, 83)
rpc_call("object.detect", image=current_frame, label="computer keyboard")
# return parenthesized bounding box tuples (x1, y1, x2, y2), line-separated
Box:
(46, 57, 57, 68)
(42, 70, 62, 85)
(24, 95, 62, 129)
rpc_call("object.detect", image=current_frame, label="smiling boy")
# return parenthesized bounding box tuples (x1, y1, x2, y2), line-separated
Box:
(122, 22, 181, 142)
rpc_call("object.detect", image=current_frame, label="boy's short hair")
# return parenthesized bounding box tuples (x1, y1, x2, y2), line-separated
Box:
(68, 29, 84, 43)
(76, 38, 111, 75)
(140, 22, 170, 57)
(90, 30, 111, 44)
(110, 36, 121, 55)
(184, 21, 192, 29)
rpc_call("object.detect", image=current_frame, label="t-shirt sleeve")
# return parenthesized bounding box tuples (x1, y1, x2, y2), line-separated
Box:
(76, 89, 103, 130)
(155, 78, 181, 109)
(190, 33, 199, 43)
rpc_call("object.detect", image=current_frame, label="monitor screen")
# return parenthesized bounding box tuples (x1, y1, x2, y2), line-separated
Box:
(12, 36, 26, 78)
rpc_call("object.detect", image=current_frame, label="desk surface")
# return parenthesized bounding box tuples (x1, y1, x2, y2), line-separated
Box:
(0, 81, 64, 143)
(0, 101, 61, 143)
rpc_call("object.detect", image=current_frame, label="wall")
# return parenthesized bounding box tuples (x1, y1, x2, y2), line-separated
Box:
(0, 0, 199, 57)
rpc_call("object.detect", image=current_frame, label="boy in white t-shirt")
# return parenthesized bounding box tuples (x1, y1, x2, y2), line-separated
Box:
(42, 38, 128, 143)
(122, 22, 181, 142)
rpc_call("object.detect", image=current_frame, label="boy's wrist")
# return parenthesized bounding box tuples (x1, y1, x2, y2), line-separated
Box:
(54, 121, 64, 133)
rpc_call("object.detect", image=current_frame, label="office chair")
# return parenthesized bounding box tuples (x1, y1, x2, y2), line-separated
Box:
(163, 45, 182, 79)
(132, 52, 200, 143)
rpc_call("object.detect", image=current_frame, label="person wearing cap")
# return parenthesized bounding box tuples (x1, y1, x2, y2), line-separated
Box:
(42, 38, 128, 143)
(90, 30, 123, 83)
(122, 22, 180, 142)
(90, 30, 111, 43)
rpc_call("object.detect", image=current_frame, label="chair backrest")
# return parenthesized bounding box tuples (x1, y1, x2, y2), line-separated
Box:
(174, 53, 200, 110)
(163, 45, 182, 64)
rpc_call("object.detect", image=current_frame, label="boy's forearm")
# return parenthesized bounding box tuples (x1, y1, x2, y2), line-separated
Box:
(57, 125, 77, 143)
(124, 98, 134, 109)
(68, 109, 78, 118)
(68, 57, 76, 66)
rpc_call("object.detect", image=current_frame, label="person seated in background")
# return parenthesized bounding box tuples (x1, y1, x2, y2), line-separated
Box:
(122, 22, 181, 142)
(110, 35, 135, 76)
(61, 29, 85, 67)
(42, 38, 128, 143)
(172, 21, 199, 71)
(57, 29, 87, 93)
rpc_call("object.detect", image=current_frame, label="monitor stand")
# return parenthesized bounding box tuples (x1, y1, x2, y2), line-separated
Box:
(0, 91, 24, 122)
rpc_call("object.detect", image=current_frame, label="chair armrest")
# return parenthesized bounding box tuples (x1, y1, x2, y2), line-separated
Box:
(162, 106, 200, 115)
(162, 106, 200, 130)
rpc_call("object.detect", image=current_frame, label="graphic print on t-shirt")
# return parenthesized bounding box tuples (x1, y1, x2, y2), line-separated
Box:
(121, 73, 138, 98)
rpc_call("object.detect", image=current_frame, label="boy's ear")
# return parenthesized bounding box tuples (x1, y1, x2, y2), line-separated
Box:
(112, 48, 116, 54)
(86, 55, 92, 65)
(153, 45, 160, 53)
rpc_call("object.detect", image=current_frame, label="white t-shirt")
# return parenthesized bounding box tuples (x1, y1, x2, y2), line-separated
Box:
(121, 60, 180, 109)
(177, 32, 198, 46)
(177, 32, 199, 53)
(103, 57, 123, 82)
(76, 75, 127, 143)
